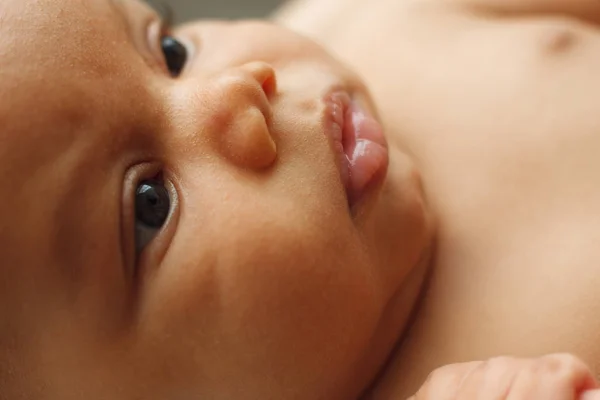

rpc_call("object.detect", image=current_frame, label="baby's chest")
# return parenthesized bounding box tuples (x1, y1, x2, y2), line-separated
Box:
(368, 11, 600, 219)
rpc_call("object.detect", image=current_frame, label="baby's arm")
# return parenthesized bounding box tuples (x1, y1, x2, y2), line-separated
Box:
(411, 354, 600, 400)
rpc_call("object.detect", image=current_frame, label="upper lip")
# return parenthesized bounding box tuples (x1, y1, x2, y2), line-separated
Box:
(322, 89, 353, 201)
(320, 86, 390, 213)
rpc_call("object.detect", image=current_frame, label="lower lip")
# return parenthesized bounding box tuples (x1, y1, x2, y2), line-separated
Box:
(326, 92, 389, 209)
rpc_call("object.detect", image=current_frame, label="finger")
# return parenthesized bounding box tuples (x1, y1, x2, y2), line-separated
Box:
(581, 390, 600, 400)
(414, 361, 483, 400)
(539, 354, 598, 394)
(506, 353, 597, 400)
(456, 356, 524, 398)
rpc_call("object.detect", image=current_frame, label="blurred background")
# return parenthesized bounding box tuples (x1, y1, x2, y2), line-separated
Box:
(167, 0, 284, 21)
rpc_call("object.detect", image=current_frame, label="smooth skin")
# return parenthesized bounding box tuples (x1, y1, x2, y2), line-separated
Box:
(3, 0, 600, 399)
(275, 0, 600, 398)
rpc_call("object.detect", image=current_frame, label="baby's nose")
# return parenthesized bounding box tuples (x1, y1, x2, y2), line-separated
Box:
(202, 61, 278, 170)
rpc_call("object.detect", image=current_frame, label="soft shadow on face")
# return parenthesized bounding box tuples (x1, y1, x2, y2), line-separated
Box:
(0, 0, 434, 398)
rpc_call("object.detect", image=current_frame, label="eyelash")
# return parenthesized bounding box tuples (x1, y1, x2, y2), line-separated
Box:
(146, 1, 188, 77)
(156, 2, 175, 30)
(145, 0, 176, 30)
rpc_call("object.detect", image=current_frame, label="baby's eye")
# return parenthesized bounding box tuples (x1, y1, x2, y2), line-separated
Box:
(135, 179, 171, 251)
(161, 35, 187, 77)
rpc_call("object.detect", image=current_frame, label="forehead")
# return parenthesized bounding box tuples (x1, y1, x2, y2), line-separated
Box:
(1, 0, 128, 112)
(2, 0, 125, 62)
(0, 0, 161, 164)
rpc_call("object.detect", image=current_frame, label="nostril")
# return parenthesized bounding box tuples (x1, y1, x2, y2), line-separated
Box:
(241, 61, 278, 98)
(261, 74, 277, 99)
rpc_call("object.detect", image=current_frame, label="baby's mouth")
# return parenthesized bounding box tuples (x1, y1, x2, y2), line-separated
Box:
(325, 92, 389, 211)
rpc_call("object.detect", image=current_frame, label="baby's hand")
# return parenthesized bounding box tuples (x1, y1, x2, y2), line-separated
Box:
(410, 353, 600, 400)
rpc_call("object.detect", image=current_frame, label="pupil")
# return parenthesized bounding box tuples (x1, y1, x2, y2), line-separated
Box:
(136, 181, 170, 228)
(161, 36, 187, 76)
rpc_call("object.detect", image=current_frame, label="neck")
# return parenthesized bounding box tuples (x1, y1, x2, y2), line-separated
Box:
(355, 144, 437, 400)
(359, 250, 433, 400)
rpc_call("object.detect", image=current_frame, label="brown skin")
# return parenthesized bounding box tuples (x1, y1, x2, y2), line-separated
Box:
(2, 0, 599, 399)
(0, 0, 433, 399)
(274, 0, 600, 398)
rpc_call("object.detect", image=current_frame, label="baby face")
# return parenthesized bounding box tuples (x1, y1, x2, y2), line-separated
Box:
(0, 0, 433, 398)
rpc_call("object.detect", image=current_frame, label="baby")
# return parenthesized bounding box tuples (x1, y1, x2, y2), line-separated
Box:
(0, 0, 599, 398)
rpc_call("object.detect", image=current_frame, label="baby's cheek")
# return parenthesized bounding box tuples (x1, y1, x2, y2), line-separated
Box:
(133, 212, 383, 393)
(209, 225, 384, 389)
(131, 250, 222, 386)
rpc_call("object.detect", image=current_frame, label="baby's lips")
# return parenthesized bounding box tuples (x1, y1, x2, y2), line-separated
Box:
(347, 139, 388, 202)
(349, 98, 388, 147)
(345, 99, 389, 206)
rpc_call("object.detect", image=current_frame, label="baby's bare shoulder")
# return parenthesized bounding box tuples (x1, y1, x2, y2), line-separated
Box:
(450, 0, 600, 25)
